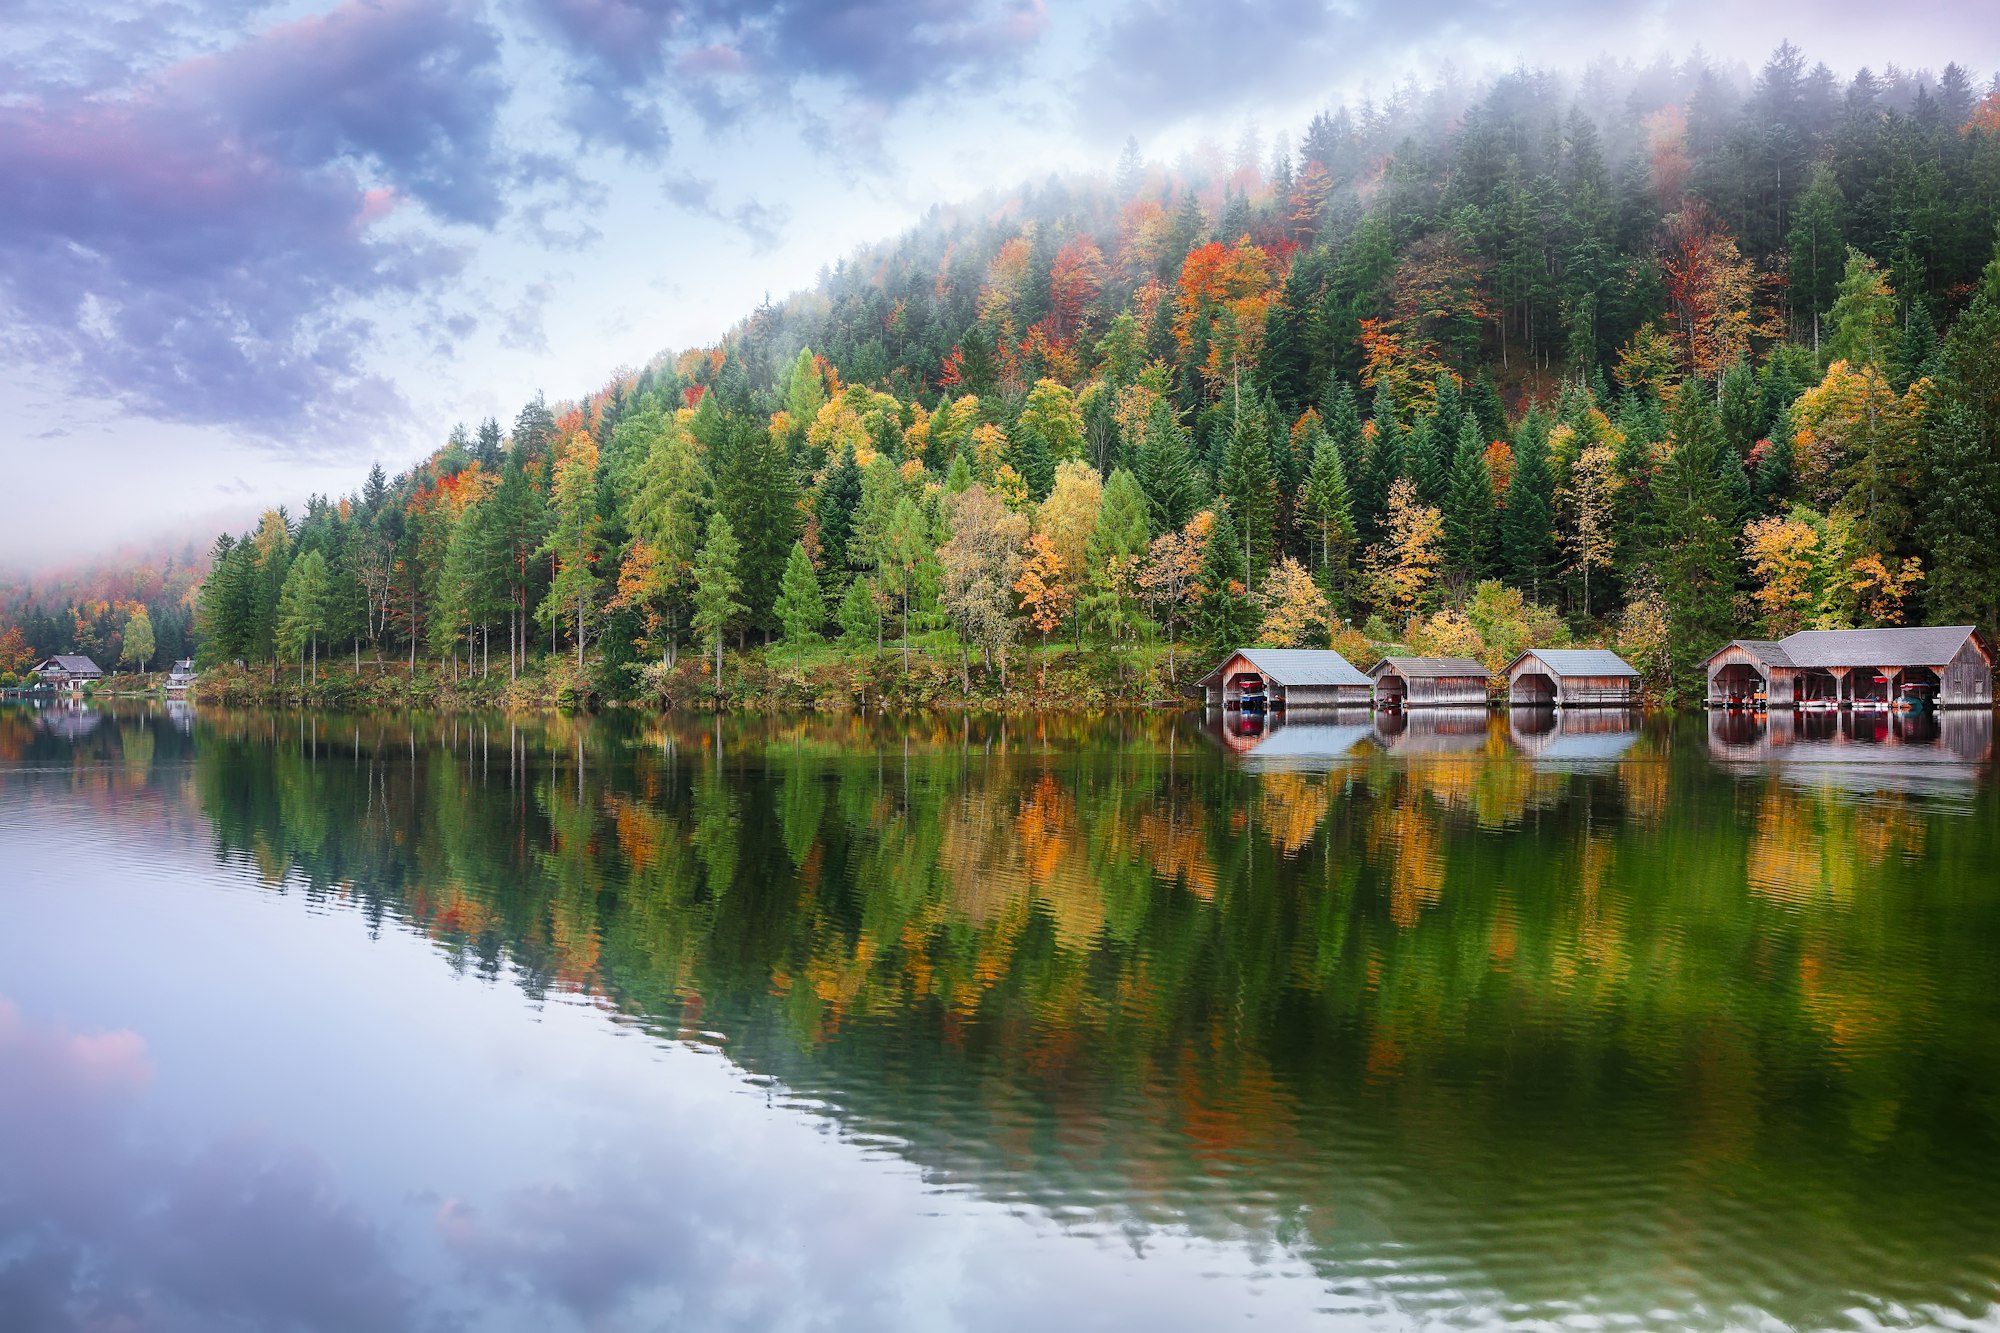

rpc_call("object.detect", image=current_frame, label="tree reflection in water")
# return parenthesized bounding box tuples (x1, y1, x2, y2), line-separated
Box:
(5, 702, 1999, 1331)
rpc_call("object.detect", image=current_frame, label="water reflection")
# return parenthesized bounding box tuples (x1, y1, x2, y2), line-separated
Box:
(1708, 708, 1994, 794)
(2, 703, 1999, 1332)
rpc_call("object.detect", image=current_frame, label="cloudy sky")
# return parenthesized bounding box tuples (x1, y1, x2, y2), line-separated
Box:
(2, 0, 1994, 570)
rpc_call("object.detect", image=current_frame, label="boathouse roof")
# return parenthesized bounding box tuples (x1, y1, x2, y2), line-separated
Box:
(1367, 656, 1490, 679)
(1195, 648, 1371, 689)
(1508, 649, 1640, 678)
(1775, 625, 1981, 669)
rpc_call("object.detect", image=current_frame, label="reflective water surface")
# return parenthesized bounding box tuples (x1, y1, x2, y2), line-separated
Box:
(2, 701, 1998, 1331)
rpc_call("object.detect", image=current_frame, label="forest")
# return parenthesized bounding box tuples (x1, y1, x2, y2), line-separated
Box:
(7, 42, 2000, 705)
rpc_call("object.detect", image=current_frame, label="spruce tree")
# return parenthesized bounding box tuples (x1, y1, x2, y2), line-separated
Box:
(1644, 390, 1736, 699)
(1134, 401, 1199, 533)
(692, 513, 745, 690)
(1357, 390, 1404, 546)
(1919, 401, 2000, 633)
(814, 443, 863, 577)
(1218, 409, 1278, 586)
(1444, 416, 1496, 582)
(1299, 423, 1357, 613)
(1503, 416, 1557, 600)
(1194, 508, 1258, 649)
(774, 541, 827, 666)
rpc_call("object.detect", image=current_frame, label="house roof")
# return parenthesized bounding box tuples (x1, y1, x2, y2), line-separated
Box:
(1196, 648, 1371, 689)
(1367, 656, 1490, 680)
(1507, 648, 1640, 679)
(1776, 625, 1982, 668)
(37, 655, 103, 674)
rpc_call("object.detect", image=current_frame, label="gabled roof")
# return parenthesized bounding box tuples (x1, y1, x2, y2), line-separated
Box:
(1726, 640, 1795, 667)
(1367, 656, 1490, 680)
(1776, 625, 1983, 668)
(37, 655, 103, 674)
(1196, 648, 1370, 689)
(1507, 648, 1640, 678)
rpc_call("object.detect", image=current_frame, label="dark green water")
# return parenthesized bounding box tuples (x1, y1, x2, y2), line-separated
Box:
(2, 702, 1997, 1331)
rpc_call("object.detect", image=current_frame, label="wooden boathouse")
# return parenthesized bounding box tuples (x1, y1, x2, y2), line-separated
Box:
(1505, 649, 1642, 707)
(1704, 625, 1994, 709)
(1196, 648, 1373, 711)
(1367, 656, 1491, 708)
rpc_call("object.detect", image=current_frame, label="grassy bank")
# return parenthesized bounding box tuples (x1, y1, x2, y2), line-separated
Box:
(180, 636, 1203, 713)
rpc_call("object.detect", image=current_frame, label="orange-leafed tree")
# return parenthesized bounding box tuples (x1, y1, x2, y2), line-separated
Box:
(1659, 202, 1758, 381)
(1046, 236, 1106, 343)
(1014, 531, 1072, 685)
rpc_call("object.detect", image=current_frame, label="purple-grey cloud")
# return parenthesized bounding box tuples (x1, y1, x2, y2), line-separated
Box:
(0, 998, 421, 1332)
(0, 0, 511, 438)
(520, 0, 1052, 150)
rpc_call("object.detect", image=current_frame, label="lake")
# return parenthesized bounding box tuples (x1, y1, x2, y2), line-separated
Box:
(2, 701, 1997, 1332)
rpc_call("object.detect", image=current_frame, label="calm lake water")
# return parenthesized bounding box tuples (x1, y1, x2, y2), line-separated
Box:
(2, 701, 1997, 1332)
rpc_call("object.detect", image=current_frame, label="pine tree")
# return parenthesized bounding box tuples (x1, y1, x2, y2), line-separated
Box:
(1919, 401, 2000, 633)
(1407, 413, 1450, 510)
(1787, 165, 1844, 350)
(1299, 424, 1357, 611)
(1194, 508, 1259, 649)
(718, 417, 802, 635)
(1503, 417, 1557, 599)
(837, 577, 880, 651)
(773, 541, 827, 667)
(1357, 390, 1403, 545)
(536, 437, 604, 670)
(1443, 415, 1496, 582)
(814, 443, 863, 577)
(692, 513, 745, 691)
(1134, 401, 1199, 533)
(1084, 468, 1153, 648)
(1643, 390, 1737, 699)
(275, 549, 330, 683)
(1218, 409, 1278, 585)
(1827, 247, 1897, 371)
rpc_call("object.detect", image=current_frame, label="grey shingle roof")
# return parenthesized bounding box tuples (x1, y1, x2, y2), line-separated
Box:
(1729, 641, 1795, 667)
(1510, 649, 1640, 678)
(1776, 625, 1981, 668)
(1368, 656, 1490, 679)
(1197, 648, 1371, 688)
(39, 655, 103, 674)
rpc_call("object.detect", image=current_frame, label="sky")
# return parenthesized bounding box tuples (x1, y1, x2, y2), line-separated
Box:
(1, 0, 1996, 572)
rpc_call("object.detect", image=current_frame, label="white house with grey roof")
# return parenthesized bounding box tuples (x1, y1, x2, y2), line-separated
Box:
(1195, 648, 1374, 711)
(1704, 625, 1993, 709)
(33, 655, 104, 687)
(1505, 648, 1642, 707)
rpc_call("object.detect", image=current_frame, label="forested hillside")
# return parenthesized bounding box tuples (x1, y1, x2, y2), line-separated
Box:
(14, 43, 2000, 704)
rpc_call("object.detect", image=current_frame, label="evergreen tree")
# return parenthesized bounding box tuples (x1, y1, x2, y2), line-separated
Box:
(1643, 391, 1736, 698)
(536, 437, 604, 669)
(1787, 164, 1844, 349)
(718, 417, 803, 636)
(275, 549, 330, 683)
(1407, 414, 1450, 510)
(1300, 422, 1357, 613)
(813, 443, 864, 579)
(1217, 409, 1278, 586)
(1827, 247, 1897, 370)
(1357, 390, 1403, 545)
(1134, 401, 1199, 533)
(1193, 508, 1258, 649)
(1503, 417, 1558, 599)
(692, 513, 745, 690)
(773, 541, 827, 666)
(1919, 401, 2000, 633)
(1444, 416, 1496, 581)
